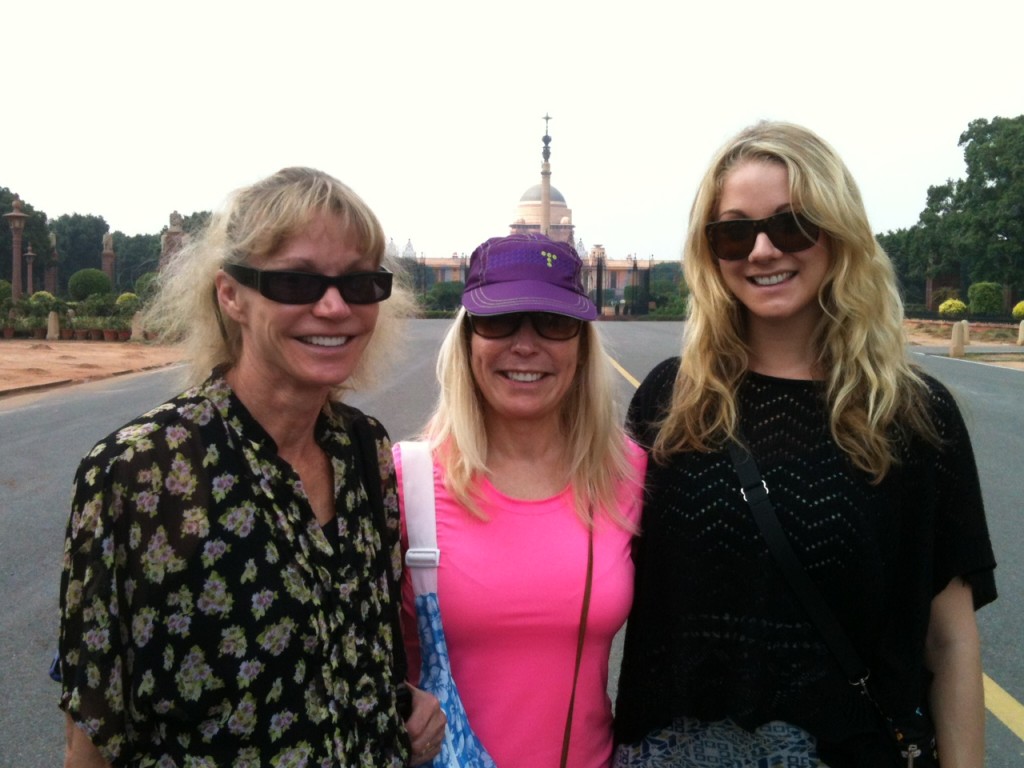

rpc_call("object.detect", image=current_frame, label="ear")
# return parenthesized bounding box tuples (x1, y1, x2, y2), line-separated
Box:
(214, 270, 248, 327)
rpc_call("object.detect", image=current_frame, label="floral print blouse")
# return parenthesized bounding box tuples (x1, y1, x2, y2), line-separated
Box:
(58, 373, 409, 768)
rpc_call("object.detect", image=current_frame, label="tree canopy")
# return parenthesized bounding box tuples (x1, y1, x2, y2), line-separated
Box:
(881, 115, 1024, 303)
(49, 213, 109, 293)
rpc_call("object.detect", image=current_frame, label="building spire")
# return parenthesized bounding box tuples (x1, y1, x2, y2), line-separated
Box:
(541, 113, 552, 235)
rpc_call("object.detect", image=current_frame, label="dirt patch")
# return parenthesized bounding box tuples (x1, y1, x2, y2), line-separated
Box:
(0, 339, 185, 396)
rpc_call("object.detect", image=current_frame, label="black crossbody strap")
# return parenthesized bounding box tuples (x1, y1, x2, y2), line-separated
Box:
(727, 439, 870, 687)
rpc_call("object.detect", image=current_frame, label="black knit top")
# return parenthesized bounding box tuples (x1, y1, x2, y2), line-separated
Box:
(614, 359, 997, 767)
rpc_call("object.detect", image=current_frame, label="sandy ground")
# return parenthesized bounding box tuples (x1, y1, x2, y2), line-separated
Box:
(0, 327, 1021, 398)
(0, 339, 186, 396)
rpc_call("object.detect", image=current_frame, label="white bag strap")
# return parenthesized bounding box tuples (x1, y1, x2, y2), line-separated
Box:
(397, 440, 440, 595)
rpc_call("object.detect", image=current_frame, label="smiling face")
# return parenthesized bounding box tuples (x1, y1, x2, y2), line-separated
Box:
(216, 210, 380, 400)
(714, 160, 830, 336)
(469, 315, 581, 427)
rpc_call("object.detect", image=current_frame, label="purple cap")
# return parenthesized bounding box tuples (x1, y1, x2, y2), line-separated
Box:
(461, 234, 597, 320)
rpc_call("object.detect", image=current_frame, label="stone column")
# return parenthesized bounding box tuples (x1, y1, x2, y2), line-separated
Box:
(3, 196, 28, 301)
(159, 211, 186, 269)
(950, 322, 965, 358)
(101, 232, 115, 284)
(25, 246, 35, 296)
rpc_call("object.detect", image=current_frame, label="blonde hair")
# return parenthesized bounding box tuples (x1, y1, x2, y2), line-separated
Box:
(423, 309, 638, 531)
(144, 167, 414, 397)
(656, 121, 938, 480)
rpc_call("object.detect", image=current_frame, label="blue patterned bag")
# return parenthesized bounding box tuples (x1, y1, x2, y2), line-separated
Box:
(398, 441, 497, 768)
(414, 592, 497, 767)
(613, 717, 822, 768)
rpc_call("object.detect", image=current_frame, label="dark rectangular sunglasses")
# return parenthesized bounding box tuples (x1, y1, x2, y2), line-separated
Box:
(468, 312, 583, 341)
(705, 211, 820, 261)
(223, 263, 393, 305)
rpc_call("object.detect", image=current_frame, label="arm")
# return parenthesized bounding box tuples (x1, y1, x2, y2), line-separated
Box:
(925, 578, 984, 768)
(64, 714, 112, 768)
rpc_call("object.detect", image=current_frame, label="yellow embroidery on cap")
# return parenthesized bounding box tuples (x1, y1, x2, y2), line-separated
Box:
(541, 250, 558, 267)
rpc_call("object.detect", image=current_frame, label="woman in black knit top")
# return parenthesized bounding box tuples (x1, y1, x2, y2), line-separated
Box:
(614, 122, 996, 768)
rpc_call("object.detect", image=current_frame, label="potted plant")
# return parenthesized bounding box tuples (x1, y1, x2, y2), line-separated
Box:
(113, 293, 141, 341)
(27, 314, 48, 340)
(108, 314, 132, 341)
(80, 293, 116, 340)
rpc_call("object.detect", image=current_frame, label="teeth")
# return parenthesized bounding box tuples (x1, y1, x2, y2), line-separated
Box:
(752, 272, 793, 286)
(506, 371, 543, 382)
(303, 335, 348, 347)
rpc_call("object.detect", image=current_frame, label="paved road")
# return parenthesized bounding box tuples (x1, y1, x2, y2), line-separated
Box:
(1, 319, 1020, 766)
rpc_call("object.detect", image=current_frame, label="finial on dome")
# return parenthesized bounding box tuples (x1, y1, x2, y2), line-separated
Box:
(542, 113, 552, 162)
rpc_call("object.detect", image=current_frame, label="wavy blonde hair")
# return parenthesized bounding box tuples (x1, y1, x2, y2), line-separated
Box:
(655, 121, 938, 480)
(144, 167, 414, 397)
(422, 308, 638, 531)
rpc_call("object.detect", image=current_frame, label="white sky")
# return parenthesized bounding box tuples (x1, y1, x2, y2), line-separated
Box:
(3, 0, 1022, 261)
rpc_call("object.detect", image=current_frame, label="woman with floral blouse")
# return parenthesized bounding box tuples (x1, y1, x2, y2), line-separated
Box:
(58, 168, 445, 767)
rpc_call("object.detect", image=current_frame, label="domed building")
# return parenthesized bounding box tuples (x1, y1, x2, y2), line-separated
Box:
(509, 183, 575, 244)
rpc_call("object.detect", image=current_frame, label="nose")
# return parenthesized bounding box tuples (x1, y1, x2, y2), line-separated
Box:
(312, 285, 353, 317)
(748, 231, 781, 261)
(509, 316, 542, 349)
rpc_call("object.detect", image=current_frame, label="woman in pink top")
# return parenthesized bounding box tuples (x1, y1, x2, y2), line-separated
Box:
(396, 233, 645, 768)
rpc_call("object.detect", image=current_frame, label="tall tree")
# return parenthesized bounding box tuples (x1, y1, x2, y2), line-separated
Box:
(112, 232, 161, 291)
(50, 213, 109, 293)
(912, 181, 973, 280)
(955, 116, 1024, 286)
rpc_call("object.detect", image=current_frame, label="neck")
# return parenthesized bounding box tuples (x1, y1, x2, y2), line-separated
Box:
(225, 362, 328, 459)
(484, 416, 570, 500)
(745, 316, 822, 380)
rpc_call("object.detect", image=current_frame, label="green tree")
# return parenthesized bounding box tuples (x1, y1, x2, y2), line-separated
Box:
(649, 260, 686, 308)
(967, 281, 1003, 315)
(182, 211, 211, 234)
(68, 268, 113, 301)
(50, 213, 109, 294)
(112, 232, 161, 291)
(425, 281, 464, 311)
(955, 116, 1024, 286)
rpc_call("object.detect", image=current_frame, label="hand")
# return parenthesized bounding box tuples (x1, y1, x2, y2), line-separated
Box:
(404, 684, 446, 766)
(64, 714, 112, 768)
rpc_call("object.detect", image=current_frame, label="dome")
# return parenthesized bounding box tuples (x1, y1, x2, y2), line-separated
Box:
(519, 184, 566, 204)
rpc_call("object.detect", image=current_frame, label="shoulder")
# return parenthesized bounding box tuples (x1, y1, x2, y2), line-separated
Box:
(633, 357, 679, 406)
(624, 436, 649, 472)
(627, 357, 680, 443)
(78, 386, 213, 471)
(914, 371, 970, 440)
(643, 357, 681, 388)
(330, 402, 391, 442)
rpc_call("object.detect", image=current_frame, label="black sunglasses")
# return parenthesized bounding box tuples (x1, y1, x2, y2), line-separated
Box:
(223, 263, 393, 305)
(468, 312, 584, 341)
(705, 211, 821, 261)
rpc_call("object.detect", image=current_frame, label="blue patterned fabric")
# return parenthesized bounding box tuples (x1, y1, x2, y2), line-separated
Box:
(415, 592, 498, 768)
(614, 717, 822, 768)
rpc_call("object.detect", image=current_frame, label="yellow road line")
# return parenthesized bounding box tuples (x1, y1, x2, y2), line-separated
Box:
(610, 354, 1024, 743)
(985, 674, 1024, 741)
(608, 355, 641, 389)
